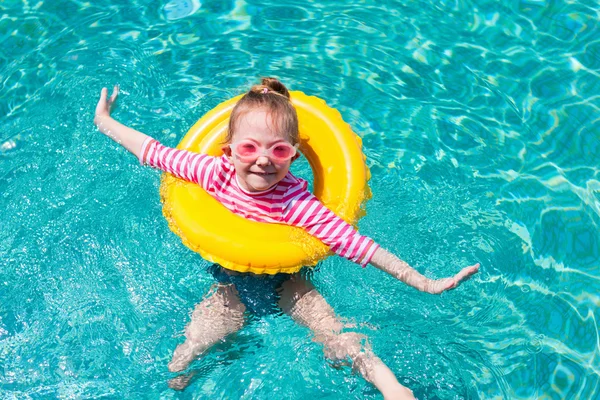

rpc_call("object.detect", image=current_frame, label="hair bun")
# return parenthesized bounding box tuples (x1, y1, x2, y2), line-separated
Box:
(257, 77, 290, 99)
(228, 77, 299, 145)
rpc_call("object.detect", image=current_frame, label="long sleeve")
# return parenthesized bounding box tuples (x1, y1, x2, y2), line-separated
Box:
(139, 138, 218, 189)
(282, 191, 379, 267)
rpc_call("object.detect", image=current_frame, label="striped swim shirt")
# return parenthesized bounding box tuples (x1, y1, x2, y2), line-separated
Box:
(140, 139, 379, 267)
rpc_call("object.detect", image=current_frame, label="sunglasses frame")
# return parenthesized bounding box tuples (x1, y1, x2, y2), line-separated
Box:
(229, 140, 299, 163)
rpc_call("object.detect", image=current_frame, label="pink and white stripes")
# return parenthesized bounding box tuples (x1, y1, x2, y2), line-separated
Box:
(140, 138, 378, 267)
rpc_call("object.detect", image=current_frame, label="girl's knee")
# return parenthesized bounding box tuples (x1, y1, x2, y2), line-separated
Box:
(321, 331, 371, 362)
(280, 280, 344, 334)
(185, 286, 246, 341)
(320, 332, 383, 383)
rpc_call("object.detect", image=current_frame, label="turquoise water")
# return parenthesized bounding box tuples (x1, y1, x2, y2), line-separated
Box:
(1, 0, 599, 398)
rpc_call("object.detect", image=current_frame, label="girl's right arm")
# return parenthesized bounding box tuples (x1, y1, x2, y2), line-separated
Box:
(94, 86, 150, 160)
(94, 86, 216, 187)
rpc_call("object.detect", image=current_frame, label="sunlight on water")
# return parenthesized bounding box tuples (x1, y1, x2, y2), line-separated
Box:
(1, 0, 599, 398)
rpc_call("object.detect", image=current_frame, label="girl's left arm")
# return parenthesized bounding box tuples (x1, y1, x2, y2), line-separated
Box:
(369, 247, 479, 294)
(284, 191, 479, 294)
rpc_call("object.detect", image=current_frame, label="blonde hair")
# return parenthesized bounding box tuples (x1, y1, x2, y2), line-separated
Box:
(226, 77, 299, 144)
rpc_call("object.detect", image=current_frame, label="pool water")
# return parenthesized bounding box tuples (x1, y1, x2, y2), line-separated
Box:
(1, 0, 599, 398)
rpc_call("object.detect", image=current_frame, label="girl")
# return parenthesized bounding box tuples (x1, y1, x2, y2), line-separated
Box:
(94, 78, 479, 400)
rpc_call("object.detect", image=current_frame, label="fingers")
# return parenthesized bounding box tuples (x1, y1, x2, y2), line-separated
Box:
(95, 85, 119, 119)
(109, 84, 119, 104)
(430, 263, 480, 294)
(94, 87, 108, 117)
(454, 263, 480, 282)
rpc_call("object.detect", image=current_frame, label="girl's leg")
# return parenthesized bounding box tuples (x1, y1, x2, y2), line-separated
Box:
(278, 275, 415, 400)
(168, 284, 247, 373)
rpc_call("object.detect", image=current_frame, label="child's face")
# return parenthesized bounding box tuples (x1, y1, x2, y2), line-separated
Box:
(224, 109, 296, 193)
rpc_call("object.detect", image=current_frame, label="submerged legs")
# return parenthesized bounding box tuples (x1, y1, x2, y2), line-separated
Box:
(278, 275, 415, 400)
(168, 284, 246, 373)
(168, 275, 415, 399)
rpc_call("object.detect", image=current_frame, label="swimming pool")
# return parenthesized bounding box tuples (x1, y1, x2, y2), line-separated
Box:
(1, 0, 598, 398)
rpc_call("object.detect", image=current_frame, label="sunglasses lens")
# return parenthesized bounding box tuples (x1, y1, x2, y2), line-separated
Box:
(232, 141, 296, 162)
(236, 142, 258, 157)
(272, 144, 293, 159)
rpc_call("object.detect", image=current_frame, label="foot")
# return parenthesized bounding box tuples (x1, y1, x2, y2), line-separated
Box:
(168, 371, 196, 391)
(168, 341, 204, 372)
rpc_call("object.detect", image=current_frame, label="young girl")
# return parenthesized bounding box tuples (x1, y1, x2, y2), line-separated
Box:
(94, 78, 479, 400)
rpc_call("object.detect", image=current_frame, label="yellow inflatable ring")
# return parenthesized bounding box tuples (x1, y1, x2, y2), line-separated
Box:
(160, 91, 371, 274)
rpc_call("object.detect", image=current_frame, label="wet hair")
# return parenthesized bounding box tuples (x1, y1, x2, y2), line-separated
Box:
(226, 77, 299, 145)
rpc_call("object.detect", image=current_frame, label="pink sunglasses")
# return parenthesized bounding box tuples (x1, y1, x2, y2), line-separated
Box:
(229, 140, 299, 163)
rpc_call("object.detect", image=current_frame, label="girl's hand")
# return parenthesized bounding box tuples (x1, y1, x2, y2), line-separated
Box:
(371, 248, 480, 294)
(92, 86, 150, 158)
(424, 263, 480, 294)
(94, 85, 119, 121)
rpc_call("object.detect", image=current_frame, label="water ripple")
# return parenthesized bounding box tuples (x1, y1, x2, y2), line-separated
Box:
(1, 0, 599, 398)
